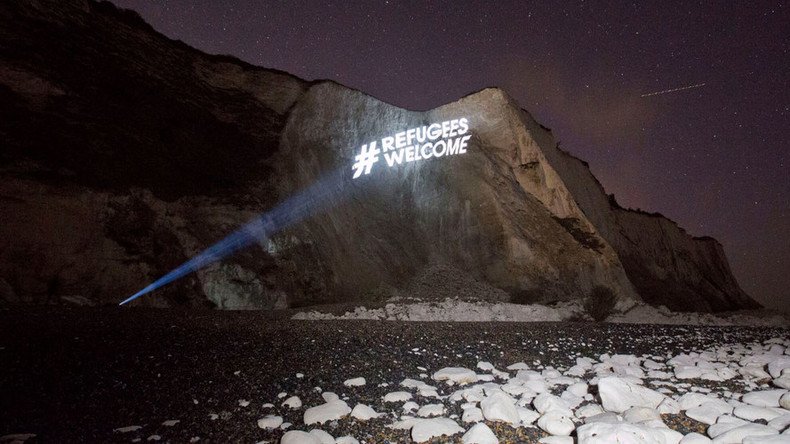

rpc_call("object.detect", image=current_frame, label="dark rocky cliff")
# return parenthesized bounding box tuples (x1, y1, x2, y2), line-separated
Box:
(0, 0, 758, 311)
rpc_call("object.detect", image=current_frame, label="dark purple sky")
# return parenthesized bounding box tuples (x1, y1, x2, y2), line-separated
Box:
(112, 0, 789, 311)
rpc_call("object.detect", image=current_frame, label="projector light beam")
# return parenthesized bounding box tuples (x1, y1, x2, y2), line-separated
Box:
(119, 169, 347, 306)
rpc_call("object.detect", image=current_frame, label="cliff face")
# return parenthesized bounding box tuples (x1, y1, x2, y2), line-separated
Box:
(0, 0, 758, 311)
(513, 122, 757, 312)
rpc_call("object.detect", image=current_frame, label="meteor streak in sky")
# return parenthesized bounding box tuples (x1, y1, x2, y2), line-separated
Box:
(640, 82, 706, 98)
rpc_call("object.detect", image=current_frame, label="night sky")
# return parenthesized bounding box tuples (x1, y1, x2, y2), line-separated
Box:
(111, 1, 788, 311)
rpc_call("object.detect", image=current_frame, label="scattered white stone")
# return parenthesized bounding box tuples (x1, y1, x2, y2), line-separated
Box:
(576, 404, 605, 419)
(686, 401, 733, 425)
(707, 416, 748, 438)
(480, 392, 520, 425)
(733, 405, 783, 422)
(350, 404, 379, 421)
(680, 432, 713, 443)
(283, 396, 303, 409)
(677, 393, 718, 410)
(257, 415, 283, 430)
(406, 380, 441, 398)
(433, 367, 478, 385)
(308, 429, 334, 444)
(768, 413, 790, 431)
(742, 389, 787, 407)
(417, 404, 445, 417)
(674, 365, 736, 382)
(781, 392, 790, 410)
(113, 426, 143, 433)
(304, 400, 352, 425)
(462, 422, 498, 444)
(477, 362, 495, 372)
(743, 436, 790, 444)
(403, 401, 419, 413)
(576, 422, 677, 443)
(768, 357, 790, 378)
(584, 412, 621, 425)
(658, 398, 682, 415)
(463, 406, 484, 423)
(161, 420, 179, 427)
(774, 375, 790, 390)
(238, 399, 250, 407)
(656, 422, 683, 444)
(389, 416, 422, 430)
(523, 379, 549, 394)
(335, 436, 360, 444)
(710, 423, 778, 443)
(322, 392, 339, 402)
(537, 410, 575, 436)
(622, 407, 661, 424)
(383, 391, 412, 402)
(411, 417, 464, 443)
(740, 366, 772, 380)
(539, 437, 574, 444)
(597, 377, 666, 413)
(147, 436, 161, 442)
(296, 373, 304, 378)
(567, 382, 588, 397)
(461, 387, 485, 403)
(566, 365, 587, 377)
(280, 431, 321, 444)
(517, 407, 540, 425)
(533, 394, 571, 414)
(344, 377, 366, 387)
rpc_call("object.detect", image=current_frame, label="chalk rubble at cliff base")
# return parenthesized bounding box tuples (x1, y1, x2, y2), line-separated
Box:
(292, 298, 789, 327)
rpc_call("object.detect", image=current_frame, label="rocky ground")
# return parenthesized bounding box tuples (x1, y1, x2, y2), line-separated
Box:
(1, 306, 789, 443)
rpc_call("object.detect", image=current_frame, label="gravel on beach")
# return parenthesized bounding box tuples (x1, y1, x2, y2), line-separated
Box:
(0, 306, 787, 443)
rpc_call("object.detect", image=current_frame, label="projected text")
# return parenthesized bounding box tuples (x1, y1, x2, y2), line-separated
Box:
(352, 118, 470, 178)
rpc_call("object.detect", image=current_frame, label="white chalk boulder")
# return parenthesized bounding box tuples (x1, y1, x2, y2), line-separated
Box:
(304, 400, 351, 425)
(462, 422, 499, 444)
(480, 391, 520, 425)
(281, 431, 321, 444)
(433, 367, 478, 385)
(597, 377, 666, 413)
(411, 417, 465, 443)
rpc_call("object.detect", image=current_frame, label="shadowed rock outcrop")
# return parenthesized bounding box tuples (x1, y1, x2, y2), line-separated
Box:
(0, 0, 758, 311)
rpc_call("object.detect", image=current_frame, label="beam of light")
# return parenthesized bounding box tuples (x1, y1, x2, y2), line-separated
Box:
(640, 82, 706, 98)
(119, 169, 348, 306)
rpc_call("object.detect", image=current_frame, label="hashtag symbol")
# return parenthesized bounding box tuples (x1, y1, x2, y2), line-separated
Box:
(351, 142, 380, 179)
